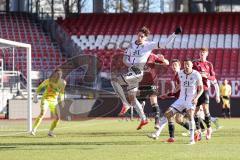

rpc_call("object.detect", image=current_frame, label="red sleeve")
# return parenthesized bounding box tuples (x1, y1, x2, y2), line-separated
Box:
(167, 92, 175, 97)
(174, 74, 180, 86)
(208, 62, 216, 80)
(166, 74, 180, 98)
(192, 61, 199, 71)
(167, 91, 180, 98)
(152, 54, 164, 64)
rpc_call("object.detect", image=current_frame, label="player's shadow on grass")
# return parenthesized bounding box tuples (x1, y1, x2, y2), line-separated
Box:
(0, 140, 159, 149)
(0, 145, 95, 151)
(0, 132, 144, 139)
(0, 146, 17, 150)
(55, 131, 146, 137)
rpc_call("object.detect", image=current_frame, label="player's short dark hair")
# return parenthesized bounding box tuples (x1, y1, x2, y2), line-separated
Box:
(138, 26, 150, 37)
(171, 59, 180, 64)
(171, 59, 181, 67)
(183, 58, 192, 62)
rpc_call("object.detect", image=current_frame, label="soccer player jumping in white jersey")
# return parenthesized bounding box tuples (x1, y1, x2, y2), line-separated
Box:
(111, 26, 182, 129)
(164, 59, 203, 144)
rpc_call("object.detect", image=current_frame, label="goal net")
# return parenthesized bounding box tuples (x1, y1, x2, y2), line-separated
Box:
(0, 38, 32, 135)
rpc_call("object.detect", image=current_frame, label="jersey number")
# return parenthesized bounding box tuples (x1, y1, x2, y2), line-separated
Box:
(184, 81, 190, 87)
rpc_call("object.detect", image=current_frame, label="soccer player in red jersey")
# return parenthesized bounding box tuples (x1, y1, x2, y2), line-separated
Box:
(193, 48, 220, 140)
(137, 53, 169, 130)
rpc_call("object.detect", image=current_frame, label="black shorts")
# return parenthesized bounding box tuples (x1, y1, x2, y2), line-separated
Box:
(197, 90, 210, 107)
(138, 85, 158, 99)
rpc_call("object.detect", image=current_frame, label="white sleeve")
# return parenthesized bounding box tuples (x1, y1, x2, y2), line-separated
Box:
(123, 49, 128, 62)
(158, 33, 177, 48)
(196, 72, 203, 86)
(147, 41, 159, 50)
(122, 48, 132, 67)
(211, 79, 220, 98)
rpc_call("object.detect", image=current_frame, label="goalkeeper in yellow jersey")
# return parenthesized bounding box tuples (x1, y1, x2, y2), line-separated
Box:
(220, 79, 232, 118)
(31, 68, 66, 137)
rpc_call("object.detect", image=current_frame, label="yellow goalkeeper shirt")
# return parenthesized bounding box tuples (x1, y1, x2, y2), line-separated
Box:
(36, 79, 66, 102)
(220, 84, 231, 97)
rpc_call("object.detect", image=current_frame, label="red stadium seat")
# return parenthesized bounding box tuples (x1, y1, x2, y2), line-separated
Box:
(0, 13, 64, 74)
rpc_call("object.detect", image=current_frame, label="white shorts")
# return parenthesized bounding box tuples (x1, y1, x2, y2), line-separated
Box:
(171, 98, 196, 113)
(116, 70, 143, 92)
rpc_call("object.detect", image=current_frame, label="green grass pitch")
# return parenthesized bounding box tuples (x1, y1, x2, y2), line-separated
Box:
(0, 118, 240, 160)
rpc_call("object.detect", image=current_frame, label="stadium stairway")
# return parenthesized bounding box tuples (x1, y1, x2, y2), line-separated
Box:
(0, 13, 66, 75)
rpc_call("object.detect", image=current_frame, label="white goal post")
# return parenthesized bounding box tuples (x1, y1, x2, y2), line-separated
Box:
(0, 38, 32, 132)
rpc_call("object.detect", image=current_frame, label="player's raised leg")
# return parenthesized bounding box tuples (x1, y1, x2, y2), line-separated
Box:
(128, 89, 148, 130)
(111, 80, 132, 115)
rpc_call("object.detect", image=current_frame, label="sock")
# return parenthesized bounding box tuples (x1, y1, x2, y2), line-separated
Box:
(211, 117, 217, 122)
(155, 116, 168, 136)
(194, 115, 201, 130)
(189, 119, 195, 142)
(111, 81, 131, 108)
(133, 98, 146, 120)
(32, 116, 43, 132)
(226, 108, 231, 118)
(179, 121, 189, 130)
(168, 121, 175, 138)
(138, 97, 146, 104)
(204, 113, 211, 128)
(211, 117, 219, 128)
(200, 119, 205, 130)
(152, 103, 160, 124)
(49, 119, 59, 131)
(222, 108, 226, 118)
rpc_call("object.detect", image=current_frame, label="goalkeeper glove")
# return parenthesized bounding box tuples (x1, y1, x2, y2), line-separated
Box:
(175, 27, 182, 34)
(33, 93, 38, 103)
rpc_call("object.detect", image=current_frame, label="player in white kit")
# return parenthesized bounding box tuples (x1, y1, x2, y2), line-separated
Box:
(164, 59, 203, 144)
(111, 26, 182, 129)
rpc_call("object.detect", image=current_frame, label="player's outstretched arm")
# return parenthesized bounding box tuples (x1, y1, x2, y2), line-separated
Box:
(158, 27, 182, 49)
(33, 79, 48, 103)
(36, 80, 48, 94)
(147, 27, 182, 50)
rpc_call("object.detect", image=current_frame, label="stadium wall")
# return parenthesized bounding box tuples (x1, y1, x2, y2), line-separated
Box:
(7, 97, 240, 120)
(89, 97, 240, 118)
